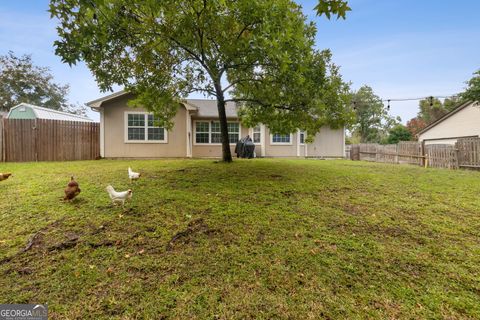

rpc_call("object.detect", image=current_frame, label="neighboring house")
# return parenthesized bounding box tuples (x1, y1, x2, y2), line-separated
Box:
(87, 91, 345, 159)
(6, 103, 94, 122)
(418, 101, 480, 145)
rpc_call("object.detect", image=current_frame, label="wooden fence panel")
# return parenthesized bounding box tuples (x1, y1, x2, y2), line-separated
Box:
(350, 145, 359, 160)
(375, 144, 397, 163)
(397, 141, 423, 165)
(425, 144, 458, 169)
(2, 119, 99, 162)
(359, 143, 378, 161)
(457, 137, 480, 169)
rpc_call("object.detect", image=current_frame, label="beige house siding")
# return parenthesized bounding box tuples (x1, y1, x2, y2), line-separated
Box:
(94, 92, 345, 159)
(191, 120, 248, 158)
(264, 127, 298, 157)
(418, 102, 480, 145)
(307, 127, 345, 157)
(102, 95, 187, 158)
(263, 127, 344, 158)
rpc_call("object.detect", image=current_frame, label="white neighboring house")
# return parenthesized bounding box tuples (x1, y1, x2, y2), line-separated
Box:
(417, 101, 480, 145)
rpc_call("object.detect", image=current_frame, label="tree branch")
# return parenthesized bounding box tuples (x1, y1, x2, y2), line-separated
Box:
(222, 78, 265, 93)
(187, 87, 217, 96)
(224, 98, 307, 111)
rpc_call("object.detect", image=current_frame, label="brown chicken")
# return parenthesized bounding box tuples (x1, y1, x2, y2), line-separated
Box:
(64, 176, 81, 201)
(0, 173, 12, 181)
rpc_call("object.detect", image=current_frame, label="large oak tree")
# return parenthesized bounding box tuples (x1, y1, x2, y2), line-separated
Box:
(50, 0, 352, 161)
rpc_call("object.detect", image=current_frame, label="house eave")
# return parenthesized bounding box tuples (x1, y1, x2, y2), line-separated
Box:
(417, 100, 475, 136)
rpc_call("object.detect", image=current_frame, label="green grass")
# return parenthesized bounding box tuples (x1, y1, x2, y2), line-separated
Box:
(1, 159, 480, 319)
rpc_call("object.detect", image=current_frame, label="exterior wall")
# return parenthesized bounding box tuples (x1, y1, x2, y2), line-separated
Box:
(100, 96, 345, 158)
(191, 119, 247, 158)
(264, 127, 298, 157)
(263, 126, 344, 158)
(307, 127, 345, 157)
(423, 139, 459, 145)
(102, 95, 187, 158)
(418, 103, 480, 144)
(8, 106, 36, 119)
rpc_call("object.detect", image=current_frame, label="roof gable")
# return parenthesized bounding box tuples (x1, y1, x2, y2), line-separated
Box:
(417, 101, 477, 135)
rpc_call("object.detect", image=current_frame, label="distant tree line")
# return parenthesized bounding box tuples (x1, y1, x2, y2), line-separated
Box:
(346, 69, 480, 145)
(0, 51, 86, 115)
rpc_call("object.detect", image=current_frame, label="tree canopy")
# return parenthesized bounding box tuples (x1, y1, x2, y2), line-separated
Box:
(406, 117, 427, 137)
(350, 85, 399, 143)
(385, 124, 412, 144)
(50, 0, 353, 162)
(461, 70, 480, 103)
(0, 51, 85, 115)
(416, 97, 459, 124)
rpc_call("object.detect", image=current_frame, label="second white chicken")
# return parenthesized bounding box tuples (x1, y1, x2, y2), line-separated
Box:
(106, 185, 132, 207)
(128, 167, 141, 181)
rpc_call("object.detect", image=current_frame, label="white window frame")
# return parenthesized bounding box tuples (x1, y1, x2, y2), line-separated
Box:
(299, 130, 306, 145)
(250, 125, 262, 145)
(193, 120, 241, 145)
(270, 133, 293, 145)
(124, 111, 168, 144)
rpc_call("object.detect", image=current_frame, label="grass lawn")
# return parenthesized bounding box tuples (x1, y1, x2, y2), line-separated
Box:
(0, 159, 479, 319)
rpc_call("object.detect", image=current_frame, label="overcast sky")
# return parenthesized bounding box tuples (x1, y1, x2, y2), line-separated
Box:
(1, 0, 479, 122)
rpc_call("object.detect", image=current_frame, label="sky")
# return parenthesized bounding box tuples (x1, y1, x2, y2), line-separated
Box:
(0, 0, 479, 122)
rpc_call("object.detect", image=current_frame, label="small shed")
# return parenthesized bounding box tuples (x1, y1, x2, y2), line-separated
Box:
(7, 103, 93, 122)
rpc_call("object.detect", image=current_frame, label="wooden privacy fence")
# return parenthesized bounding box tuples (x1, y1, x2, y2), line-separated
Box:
(350, 137, 480, 170)
(1, 118, 100, 162)
(425, 144, 458, 169)
(457, 137, 480, 169)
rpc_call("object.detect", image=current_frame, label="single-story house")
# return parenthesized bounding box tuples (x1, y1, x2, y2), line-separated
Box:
(418, 100, 480, 145)
(87, 91, 345, 159)
(7, 103, 94, 122)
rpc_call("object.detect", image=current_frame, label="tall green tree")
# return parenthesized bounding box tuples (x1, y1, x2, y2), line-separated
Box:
(0, 51, 85, 114)
(385, 124, 412, 144)
(417, 97, 459, 124)
(461, 70, 480, 103)
(350, 85, 398, 143)
(50, 0, 352, 162)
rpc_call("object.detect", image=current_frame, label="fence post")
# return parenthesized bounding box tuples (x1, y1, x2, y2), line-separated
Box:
(0, 118, 3, 162)
(421, 140, 426, 167)
(395, 144, 398, 164)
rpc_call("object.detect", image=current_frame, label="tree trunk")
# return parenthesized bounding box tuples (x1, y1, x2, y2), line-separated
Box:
(217, 98, 233, 162)
(216, 91, 233, 162)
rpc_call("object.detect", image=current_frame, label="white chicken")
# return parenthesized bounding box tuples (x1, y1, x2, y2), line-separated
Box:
(128, 167, 141, 182)
(106, 185, 132, 207)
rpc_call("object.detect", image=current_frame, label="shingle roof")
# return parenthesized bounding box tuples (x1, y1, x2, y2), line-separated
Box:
(8, 103, 94, 122)
(185, 99, 238, 118)
(87, 90, 240, 118)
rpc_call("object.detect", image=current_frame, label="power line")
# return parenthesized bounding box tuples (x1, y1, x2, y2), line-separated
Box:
(353, 94, 460, 110)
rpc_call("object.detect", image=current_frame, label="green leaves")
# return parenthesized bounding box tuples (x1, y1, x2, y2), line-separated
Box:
(314, 0, 351, 20)
(50, 0, 353, 153)
(460, 70, 480, 103)
(0, 51, 84, 114)
(386, 125, 412, 144)
(350, 85, 398, 143)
